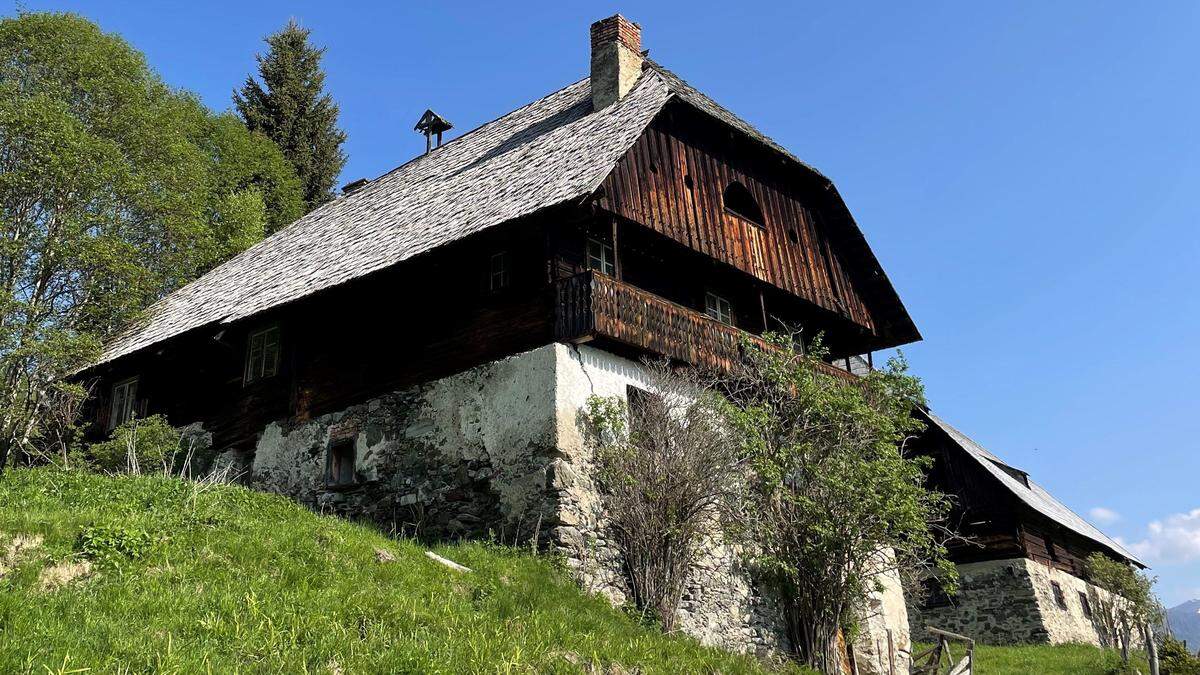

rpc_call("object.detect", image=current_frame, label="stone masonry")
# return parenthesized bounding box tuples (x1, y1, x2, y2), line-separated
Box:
(909, 557, 1135, 648)
(199, 342, 911, 663)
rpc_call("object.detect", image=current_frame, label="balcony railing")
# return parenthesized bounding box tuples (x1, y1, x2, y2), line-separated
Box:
(555, 270, 857, 381)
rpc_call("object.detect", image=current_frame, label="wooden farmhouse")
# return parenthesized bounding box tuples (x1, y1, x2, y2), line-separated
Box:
(73, 12, 1130, 666)
(907, 409, 1146, 647)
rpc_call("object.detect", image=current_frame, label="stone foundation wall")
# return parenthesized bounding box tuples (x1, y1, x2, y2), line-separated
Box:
(909, 557, 1131, 648)
(197, 342, 910, 662)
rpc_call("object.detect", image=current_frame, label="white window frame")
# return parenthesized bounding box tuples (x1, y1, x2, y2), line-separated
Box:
(244, 326, 281, 385)
(704, 292, 733, 326)
(586, 238, 615, 276)
(489, 251, 510, 292)
(108, 377, 138, 430)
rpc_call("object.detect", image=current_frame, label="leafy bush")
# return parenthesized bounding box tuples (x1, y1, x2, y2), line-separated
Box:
(77, 523, 159, 567)
(1161, 636, 1200, 675)
(88, 415, 182, 474)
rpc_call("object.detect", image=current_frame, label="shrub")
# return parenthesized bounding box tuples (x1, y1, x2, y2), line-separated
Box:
(88, 415, 182, 474)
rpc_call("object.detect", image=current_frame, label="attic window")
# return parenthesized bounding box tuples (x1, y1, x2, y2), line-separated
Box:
(326, 439, 356, 488)
(988, 458, 1030, 488)
(723, 181, 765, 227)
(244, 326, 280, 384)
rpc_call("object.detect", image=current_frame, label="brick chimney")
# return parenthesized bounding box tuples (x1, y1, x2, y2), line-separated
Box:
(590, 15, 643, 110)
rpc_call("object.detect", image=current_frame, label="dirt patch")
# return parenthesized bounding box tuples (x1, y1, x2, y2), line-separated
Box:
(0, 532, 44, 578)
(38, 559, 93, 591)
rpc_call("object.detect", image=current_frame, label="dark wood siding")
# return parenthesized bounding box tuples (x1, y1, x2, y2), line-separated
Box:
(597, 104, 876, 334)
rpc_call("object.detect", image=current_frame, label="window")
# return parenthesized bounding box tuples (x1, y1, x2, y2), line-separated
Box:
(244, 326, 280, 384)
(1079, 591, 1092, 618)
(1045, 536, 1060, 562)
(704, 292, 733, 326)
(325, 439, 356, 488)
(723, 181, 765, 227)
(586, 238, 615, 276)
(921, 577, 953, 609)
(489, 251, 510, 292)
(1051, 581, 1068, 610)
(108, 377, 138, 430)
(626, 385, 665, 441)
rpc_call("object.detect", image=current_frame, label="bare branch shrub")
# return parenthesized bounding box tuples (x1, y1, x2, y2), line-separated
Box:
(583, 360, 744, 632)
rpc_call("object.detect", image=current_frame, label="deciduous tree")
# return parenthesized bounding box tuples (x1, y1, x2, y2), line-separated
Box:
(0, 12, 302, 471)
(723, 335, 954, 672)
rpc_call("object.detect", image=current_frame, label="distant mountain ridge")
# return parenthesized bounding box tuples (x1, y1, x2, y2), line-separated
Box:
(1169, 600, 1200, 650)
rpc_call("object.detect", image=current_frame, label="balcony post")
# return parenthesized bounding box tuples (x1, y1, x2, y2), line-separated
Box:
(610, 215, 622, 281)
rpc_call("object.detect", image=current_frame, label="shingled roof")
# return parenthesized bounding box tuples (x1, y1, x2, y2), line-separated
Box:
(94, 60, 915, 368)
(920, 409, 1145, 567)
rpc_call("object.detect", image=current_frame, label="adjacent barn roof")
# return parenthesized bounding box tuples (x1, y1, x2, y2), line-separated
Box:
(93, 61, 916, 368)
(921, 409, 1145, 567)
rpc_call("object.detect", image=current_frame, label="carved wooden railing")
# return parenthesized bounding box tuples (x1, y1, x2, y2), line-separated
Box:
(555, 270, 859, 381)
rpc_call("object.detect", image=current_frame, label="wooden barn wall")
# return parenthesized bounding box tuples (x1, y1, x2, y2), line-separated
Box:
(913, 419, 1127, 571)
(597, 104, 876, 334)
(83, 219, 556, 452)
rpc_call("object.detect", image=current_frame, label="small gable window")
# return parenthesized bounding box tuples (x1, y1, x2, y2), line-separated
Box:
(489, 251, 510, 292)
(108, 377, 138, 431)
(245, 326, 280, 384)
(723, 181, 765, 228)
(586, 238, 615, 276)
(704, 292, 733, 326)
(326, 439, 356, 488)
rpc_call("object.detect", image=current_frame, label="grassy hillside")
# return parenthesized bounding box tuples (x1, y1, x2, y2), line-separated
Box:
(916, 641, 1150, 674)
(0, 468, 791, 674)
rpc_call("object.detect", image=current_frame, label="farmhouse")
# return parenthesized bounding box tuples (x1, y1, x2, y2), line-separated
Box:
(907, 408, 1146, 647)
(79, 14, 921, 666)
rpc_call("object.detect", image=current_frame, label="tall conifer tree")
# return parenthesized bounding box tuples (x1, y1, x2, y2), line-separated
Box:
(235, 20, 347, 213)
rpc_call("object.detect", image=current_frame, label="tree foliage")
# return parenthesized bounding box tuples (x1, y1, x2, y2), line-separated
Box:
(234, 19, 348, 214)
(722, 335, 953, 672)
(0, 11, 302, 471)
(1085, 552, 1159, 664)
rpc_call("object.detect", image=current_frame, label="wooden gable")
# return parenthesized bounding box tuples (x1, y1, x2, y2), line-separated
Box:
(595, 101, 907, 344)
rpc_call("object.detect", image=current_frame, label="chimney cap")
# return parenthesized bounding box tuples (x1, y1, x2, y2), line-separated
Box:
(414, 109, 453, 134)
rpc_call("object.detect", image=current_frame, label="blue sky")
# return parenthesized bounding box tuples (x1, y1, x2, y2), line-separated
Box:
(18, 1, 1200, 604)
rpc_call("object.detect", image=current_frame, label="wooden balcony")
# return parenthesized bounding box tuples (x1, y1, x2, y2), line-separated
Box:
(555, 270, 858, 381)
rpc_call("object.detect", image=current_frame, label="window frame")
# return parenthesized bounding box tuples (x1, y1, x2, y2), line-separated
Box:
(244, 325, 281, 385)
(108, 376, 139, 431)
(488, 250, 510, 293)
(1050, 581, 1068, 610)
(704, 291, 734, 326)
(325, 438, 357, 489)
(1078, 591, 1092, 618)
(722, 181, 767, 228)
(586, 238, 615, 277)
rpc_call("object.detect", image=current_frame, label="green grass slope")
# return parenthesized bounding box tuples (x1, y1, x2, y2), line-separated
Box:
(0, 468, 785, 674)
(916, 641, 1150, 675)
